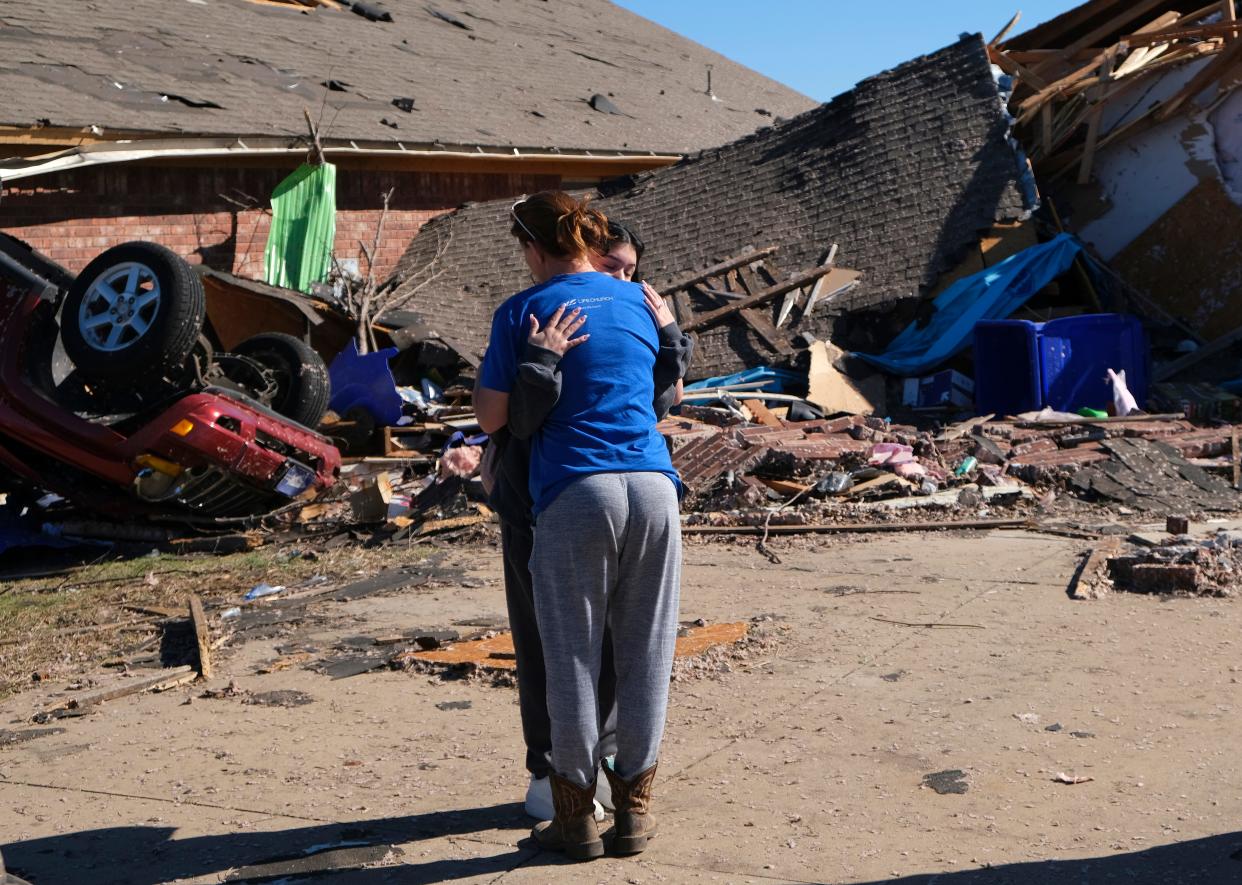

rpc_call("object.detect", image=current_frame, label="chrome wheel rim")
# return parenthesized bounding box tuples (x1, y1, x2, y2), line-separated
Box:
(77, 261, 161, 352)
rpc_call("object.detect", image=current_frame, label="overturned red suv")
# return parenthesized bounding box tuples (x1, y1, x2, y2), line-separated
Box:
(0, 233, 341, 518)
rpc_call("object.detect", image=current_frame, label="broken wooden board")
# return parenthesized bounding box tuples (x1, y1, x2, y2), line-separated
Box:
(741, 398, 784, 429)
(41, 666, 196, 715)
(681, 264, 850, 334)
(402, 623, 751, 672)
(188, 595, 212, 680)
(661, 247, 778, 294)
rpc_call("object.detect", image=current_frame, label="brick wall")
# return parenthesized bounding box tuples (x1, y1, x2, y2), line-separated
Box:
(0, 164, 560, 283)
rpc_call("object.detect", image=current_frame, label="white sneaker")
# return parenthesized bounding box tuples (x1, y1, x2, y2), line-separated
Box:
(525, 774, 605, 822)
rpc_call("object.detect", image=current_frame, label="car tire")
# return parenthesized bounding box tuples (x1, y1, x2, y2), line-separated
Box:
(233, 332, 330, 428)
(61, 242, 205, 381)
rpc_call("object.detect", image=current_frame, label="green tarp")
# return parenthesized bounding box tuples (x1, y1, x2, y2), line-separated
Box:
(264, 162, 337, 293)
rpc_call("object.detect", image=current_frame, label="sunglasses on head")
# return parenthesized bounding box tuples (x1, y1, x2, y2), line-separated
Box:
(511, 198, 539, 245)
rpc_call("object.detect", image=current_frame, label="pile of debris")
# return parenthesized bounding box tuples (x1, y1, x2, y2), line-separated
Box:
(1074, 527, 1242, 599)
(1108, 531, 1242, 596)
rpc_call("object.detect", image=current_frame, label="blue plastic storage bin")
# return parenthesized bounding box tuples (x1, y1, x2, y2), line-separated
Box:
(973, 320, 1043, 417)
(972, 314, 1148, 416)
(1038, 314, 1148, 413)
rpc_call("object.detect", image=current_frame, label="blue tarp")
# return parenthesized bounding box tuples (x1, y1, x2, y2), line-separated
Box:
(854, 233, 1086, 376)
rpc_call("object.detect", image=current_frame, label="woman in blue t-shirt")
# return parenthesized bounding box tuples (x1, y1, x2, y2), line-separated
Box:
(476, 191, 683, 861)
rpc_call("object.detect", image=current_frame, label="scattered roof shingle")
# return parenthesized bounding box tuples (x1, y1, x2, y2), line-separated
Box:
(386, 36, 1033, 378)
(0, 0, 813, 155)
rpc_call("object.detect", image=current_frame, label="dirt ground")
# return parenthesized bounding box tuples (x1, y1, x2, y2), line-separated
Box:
(3, 523, 1242, 884)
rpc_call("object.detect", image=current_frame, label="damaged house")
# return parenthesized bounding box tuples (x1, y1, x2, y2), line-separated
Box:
(0, 0, 812, 279)
(995, 0, 1242, 348)
(386, 34, 1039, 381)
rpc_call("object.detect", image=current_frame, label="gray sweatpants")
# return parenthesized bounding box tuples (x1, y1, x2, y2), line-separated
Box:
(531, 472, 682, 789)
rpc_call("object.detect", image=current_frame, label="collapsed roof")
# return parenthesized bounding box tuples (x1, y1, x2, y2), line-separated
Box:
(0, 0, 813, 156)
(386, 35, 1036, 379)
(993, 1, 1242, 343)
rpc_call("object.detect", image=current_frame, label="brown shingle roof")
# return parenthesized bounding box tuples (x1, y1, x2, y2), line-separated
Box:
(385, 36, 1034, 379)
(0, 0, 813, 155)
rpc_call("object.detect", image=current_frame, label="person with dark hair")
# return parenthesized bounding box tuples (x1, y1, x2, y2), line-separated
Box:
(476, 191, 689, 861)
(594, 219, 645, 281)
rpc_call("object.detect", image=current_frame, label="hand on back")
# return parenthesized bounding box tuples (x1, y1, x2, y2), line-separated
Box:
(527, 303, 589, 356)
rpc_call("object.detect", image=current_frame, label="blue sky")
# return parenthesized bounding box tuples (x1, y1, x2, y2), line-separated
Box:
(613, 1, 1083, 101)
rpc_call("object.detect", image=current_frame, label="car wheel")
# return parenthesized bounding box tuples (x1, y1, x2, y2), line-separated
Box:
(233, 332, 330, 428)
(61, 242, 205, 381)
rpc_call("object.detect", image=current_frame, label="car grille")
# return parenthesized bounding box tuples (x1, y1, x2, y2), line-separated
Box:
(175, 467, 276, 516)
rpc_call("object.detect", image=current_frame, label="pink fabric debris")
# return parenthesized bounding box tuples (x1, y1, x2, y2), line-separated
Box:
(439, 445, 483, 479)
(868, 442, 915, 466)
(894, 461, 927, 479)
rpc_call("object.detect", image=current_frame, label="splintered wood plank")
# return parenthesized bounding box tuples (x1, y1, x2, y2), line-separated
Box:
(49, 666, 196, 711)
(990, 10, 1022, 47)
(403, 623, 751, 672)
(742, 398, 784, 428)
(681, 264, 837, 334)
(661, 247, 778, 294)
(1156, 34, 1242, 120)
(189, 595, 212, 679)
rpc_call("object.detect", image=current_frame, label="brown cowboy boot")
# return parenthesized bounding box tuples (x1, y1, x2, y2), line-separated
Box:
(532, 773, 604, 861)
(603, 762, 659, 855)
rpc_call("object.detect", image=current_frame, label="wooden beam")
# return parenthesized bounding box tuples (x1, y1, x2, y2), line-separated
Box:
(1155, 33, 1242, 120)
(661, 247, 778, 294)
(1234, 426, 1241, 489)
(1078, 48, 1117, 184)
(990, 10, 1022, 47)
(681, 519, 1028, 536)
(44, 666, 196, 712)
(732, 265, 794, 354)
(1010, 0, 1121, 50)
(1154, 324, 1242, 381)
(1060, 0, 1168, 55)
(992, 48, 1052, 91)
(681, 264, 845, 334)
(1226, 0, 1238, 41)
(189, 595, 213, 680)
(1123, 21, 1239, 48)
(1018, 48, 1114, 123)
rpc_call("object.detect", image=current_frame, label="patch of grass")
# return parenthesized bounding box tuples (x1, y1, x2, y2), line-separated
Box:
(0, 541, 441, 701)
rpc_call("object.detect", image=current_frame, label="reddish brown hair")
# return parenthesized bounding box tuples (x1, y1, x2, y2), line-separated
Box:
(510, 190, 609, 261)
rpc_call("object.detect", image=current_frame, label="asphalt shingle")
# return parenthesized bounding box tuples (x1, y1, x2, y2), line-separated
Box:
(385, 36, 1033, 379)
(0, 0, 813, 155)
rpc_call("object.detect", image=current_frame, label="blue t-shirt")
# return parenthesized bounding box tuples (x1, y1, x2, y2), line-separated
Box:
(480, 272, 681, 516)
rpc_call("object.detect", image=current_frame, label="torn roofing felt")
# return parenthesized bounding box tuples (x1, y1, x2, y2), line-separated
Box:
(0, 0, 813, 155)
(385, 36, 1035, 379)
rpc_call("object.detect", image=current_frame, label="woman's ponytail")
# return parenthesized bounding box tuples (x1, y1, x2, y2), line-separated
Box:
(512, 191, 609, 261)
